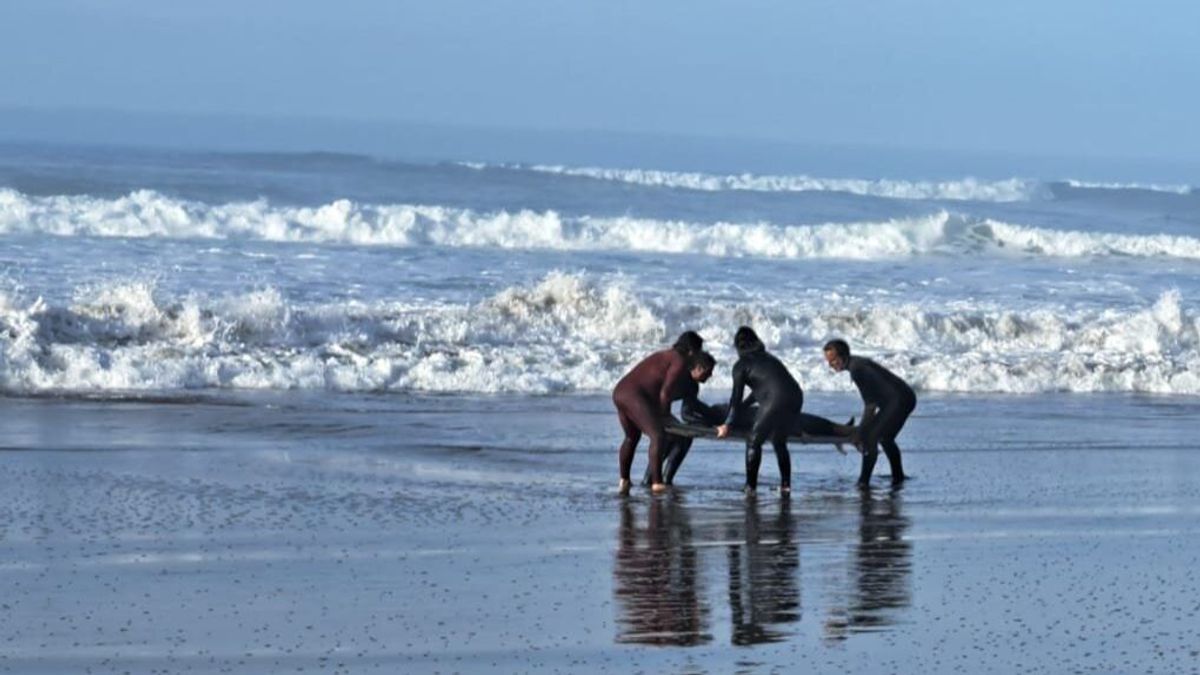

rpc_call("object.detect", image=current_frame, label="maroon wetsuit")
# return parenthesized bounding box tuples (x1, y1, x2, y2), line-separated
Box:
(612, 348, 691, 484)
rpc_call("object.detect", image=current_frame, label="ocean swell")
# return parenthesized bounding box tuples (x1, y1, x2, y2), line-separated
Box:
(5, 189, 1200, 262)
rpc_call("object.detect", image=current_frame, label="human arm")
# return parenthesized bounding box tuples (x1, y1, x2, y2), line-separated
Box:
(680, 391, 720, 424)
(717, 361, 747, 436)
(658, 353, 686, 415)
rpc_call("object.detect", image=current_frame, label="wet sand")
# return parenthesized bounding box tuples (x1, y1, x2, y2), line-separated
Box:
(2, 392, 1199, 674)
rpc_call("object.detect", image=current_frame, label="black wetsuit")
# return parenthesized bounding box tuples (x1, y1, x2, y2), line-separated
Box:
(726, 348, 803, 490)
(846, 355, 915, 485)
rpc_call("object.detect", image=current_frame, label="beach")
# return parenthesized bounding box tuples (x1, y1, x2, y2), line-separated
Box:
(3, 391, 1198, 674)
(4, 4, 1200, 671)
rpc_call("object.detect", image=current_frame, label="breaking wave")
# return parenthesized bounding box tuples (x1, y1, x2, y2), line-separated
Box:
(5, 189, 1200, 262)
(2, 273, 1197, 396)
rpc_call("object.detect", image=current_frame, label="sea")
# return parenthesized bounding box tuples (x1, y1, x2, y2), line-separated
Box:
(1, 141, 1197, 397)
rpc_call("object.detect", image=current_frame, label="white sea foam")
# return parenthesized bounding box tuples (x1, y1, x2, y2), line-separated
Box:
(5, 188, 1200, 262)
(2, 274, 1197, 396)
(472, 162, 1196, 200)
(520, 165, 1041, 202)
(1063, 179, 1193, 195)
(978, 220, 1200, 259)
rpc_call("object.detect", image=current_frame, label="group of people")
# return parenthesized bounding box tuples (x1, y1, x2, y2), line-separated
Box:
(612, 328, 916, 495)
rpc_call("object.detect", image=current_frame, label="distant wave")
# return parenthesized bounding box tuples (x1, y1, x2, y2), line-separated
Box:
(511, 164, 1042, 202)
(1062, 179, 1193, 195)
(5, 188, 1200, 262)
(465, 162, 1197, 201)
(2, 273, 1197, 395)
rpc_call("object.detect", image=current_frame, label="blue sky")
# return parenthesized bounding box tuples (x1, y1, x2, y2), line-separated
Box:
(2, 0, 1198, 162)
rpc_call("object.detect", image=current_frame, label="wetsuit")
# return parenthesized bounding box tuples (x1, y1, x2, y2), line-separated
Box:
(639, 378, 723, 486)
(725, 348, 803, 490)
(612, 348, 694, 485)
(846, 355, 915, 485)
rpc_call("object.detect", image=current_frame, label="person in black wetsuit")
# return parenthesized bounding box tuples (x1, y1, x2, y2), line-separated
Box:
(823, 339, 915, 487)
(717, 327, 804, 495)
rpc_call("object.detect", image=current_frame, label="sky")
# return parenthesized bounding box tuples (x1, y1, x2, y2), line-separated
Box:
(1, 0, 1198, 164)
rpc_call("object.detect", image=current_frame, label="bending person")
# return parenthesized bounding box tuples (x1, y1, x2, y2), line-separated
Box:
(640, 351, 719, 487)
(613, 331, 710, 494)
(717, 327, 804, 495)
(823, 339, 915, 487)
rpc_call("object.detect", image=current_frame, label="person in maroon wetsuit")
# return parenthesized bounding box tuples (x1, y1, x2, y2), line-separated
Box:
(613, 331, 710, 494)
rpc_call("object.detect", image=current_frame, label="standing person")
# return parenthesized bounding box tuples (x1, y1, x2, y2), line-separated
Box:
(613, 331, 708, 494)
(716, 327, 804, 495)
(823, 339, 915, 487)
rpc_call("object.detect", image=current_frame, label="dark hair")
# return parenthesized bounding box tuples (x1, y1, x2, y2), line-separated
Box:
(672, 330, 704, 356)
(823, 339, 850, 359)
(734, 326, 764, 355)
(688, 350, 716, 371)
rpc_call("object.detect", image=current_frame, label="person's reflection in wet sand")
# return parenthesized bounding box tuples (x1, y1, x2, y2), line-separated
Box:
(613, 496, 711, 646)
(824, 489, 913, 641)
(727, 497, 801, 645)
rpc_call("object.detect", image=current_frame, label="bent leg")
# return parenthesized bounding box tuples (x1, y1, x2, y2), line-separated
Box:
(620, 393, 667, 485)
(859, 398, 914, 485)
(749, 400, 797, 490)
(858, 412, 882, 486)
(771, 431, 791, 490)
(880, 438, 905, 483)
(876, 400, 914, 483)
(744, 440, 763, 492)
(858, 449, 880, 487)
(744, 411, 770, 492)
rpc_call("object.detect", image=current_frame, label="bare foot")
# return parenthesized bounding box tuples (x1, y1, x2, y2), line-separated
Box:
(779, 485, 792, 497)
(618, 479, 631, 495)
(743, 486, 756, 497)
(651, 482, 669, 494)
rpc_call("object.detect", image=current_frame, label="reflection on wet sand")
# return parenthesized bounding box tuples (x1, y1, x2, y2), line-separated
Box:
(613, 496, 711, 646)
(824, 490, 913, 641)
(613, 489, 912, 648)
(727, 498, 801, 645)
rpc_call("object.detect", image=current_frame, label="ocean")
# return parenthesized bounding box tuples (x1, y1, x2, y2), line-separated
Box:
(2, 141, 1197, 397)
